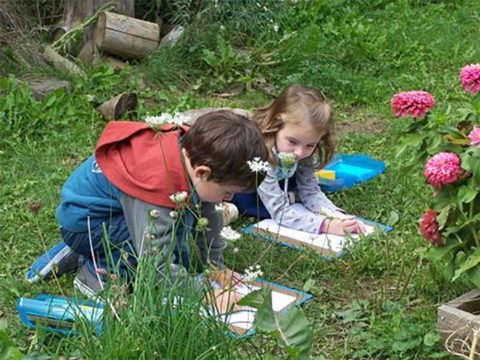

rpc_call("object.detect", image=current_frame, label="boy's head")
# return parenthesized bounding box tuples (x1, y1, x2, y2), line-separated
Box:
(183, 110, 269, 202)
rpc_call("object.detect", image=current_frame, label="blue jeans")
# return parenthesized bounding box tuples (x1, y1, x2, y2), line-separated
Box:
(60, 214, 137, 278)
(232, 176, 297, 219)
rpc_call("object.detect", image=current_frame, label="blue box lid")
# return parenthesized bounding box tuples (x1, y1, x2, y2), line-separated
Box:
(318, 154, 386, 192)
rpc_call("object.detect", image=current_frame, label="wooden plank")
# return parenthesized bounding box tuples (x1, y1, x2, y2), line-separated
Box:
(437, 290, 480, 356)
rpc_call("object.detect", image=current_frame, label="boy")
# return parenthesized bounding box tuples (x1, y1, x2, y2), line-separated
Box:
(26, 110, 268, 305)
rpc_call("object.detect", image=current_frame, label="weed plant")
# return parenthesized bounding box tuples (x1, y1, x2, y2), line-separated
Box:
(2, 0, 480, 359)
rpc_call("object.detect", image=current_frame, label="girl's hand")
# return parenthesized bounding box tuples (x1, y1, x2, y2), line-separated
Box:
(325, 216, 366, 235)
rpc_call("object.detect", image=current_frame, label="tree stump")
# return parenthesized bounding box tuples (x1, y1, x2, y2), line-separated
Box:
(92, 11, 160, 60)
(54, 0, 135, 44)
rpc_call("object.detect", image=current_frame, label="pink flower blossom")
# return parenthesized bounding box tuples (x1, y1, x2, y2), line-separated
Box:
(390, 91, 435, 118)
(424, 152, 462, 188)
(460, 64, 480, 93)
(468, 127, 480, 147)
(419, 209, 442, 246)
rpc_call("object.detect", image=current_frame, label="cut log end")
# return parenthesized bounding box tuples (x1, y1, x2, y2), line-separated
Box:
(96, 92, 137, 120)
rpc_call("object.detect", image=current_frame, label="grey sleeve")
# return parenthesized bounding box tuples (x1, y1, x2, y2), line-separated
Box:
(295, 163, 340, 214)
(257, 167, 325, 233)
(195, 201, 225, 267)
(119, 194, 188, 286)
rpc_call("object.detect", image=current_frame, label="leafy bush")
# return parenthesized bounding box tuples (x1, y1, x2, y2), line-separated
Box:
(393, 64, 480, 288)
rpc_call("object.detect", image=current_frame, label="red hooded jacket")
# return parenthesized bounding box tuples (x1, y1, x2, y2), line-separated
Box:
(95, 121, 191, 208)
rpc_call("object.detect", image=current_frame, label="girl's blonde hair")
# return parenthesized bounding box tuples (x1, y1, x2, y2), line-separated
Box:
(252, 83, 335, 168)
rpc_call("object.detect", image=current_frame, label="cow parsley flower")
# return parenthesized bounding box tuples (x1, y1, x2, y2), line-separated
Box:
(243, 265, 263, 284)
(169, 191, 188, 204)
(145, 113, 173, 127)
(169, 211, 178, 219)
(247, 157, 270, 173)
(220, 226, 241, 242)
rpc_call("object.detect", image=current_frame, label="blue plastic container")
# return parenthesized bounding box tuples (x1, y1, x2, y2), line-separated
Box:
(318, 154, 386, 192)
(17, 294, 104, 335)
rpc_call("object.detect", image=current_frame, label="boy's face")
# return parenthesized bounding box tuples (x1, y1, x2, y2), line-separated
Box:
(195, 180, 244, 203)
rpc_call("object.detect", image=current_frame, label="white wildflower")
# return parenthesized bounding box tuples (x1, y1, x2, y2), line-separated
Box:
(233, 247, 239, 255)
(169, 191, 188, 204)
(278, 152, 296, 169)
(247, 157, 270, 173)
(214, 203, 226, 213)
(243, 265, 263, 283)
(145, 113, 173, 127)
(169, 211, 178, 219)
(171, 113, 190, 126)
(273, 24, 279, 33)
(149, 209, 161, 219)
(220, 226, 241, 242)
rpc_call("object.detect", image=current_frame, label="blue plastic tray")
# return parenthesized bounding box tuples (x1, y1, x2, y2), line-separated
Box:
(318, 154, 386, 192)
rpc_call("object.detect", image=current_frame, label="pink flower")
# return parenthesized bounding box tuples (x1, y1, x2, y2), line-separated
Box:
(468, 127, 480, 147)
(390, 91, 435, 118)
(424, 152, 462, 188)
(460, 64, 480, 93)
(419, 209, 442, 246)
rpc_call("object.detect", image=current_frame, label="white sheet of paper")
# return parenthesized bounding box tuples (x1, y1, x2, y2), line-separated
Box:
(254, 208, 375, 254)
(220, 283, 298, 331)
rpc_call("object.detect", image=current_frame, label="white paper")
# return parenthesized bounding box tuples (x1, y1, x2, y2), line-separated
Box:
(254, 212, 375, 254)
(219, 283, 298, 331)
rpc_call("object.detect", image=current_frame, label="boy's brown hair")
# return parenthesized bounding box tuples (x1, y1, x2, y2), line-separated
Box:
(252, 83, 335, 168)
(183, 110, 269, 190)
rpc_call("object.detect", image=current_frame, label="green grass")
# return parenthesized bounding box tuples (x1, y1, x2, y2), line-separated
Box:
(2, 0, 480, 358)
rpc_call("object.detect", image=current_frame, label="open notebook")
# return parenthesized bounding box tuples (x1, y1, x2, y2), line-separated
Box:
(211, 278, 312, 336)
(244, 206, 392, 258)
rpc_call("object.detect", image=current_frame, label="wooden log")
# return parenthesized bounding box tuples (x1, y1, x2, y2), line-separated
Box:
(96, 92, 137, 120)
(92, 12, 160, 60)
(437, 289, 480, 357)
(54, 0, 135, 44)
(43, 46, 85, 77)
(77, 39, 103, 66)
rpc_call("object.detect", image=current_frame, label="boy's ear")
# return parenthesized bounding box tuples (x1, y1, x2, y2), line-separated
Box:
(192, 165, 211, 180)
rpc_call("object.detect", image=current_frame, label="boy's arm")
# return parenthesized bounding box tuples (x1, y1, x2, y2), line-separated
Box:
(195, 201, 225, 267)
(119, 194, 187, 284)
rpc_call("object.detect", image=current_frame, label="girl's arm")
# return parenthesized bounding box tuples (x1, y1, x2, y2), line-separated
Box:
(257, 167, 325, 233)
(294, 163, 340, 214)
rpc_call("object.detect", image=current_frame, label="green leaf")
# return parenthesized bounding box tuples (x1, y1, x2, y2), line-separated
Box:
(423, 331, 441, 347)
(452, 248, 480, 282)
(457, 185, 478, 204)
(396, 133, 426, 158)
(236, 288, 265, 309)
(436, 205, 451, 229)
(253, 289, 313, 359)
(387, 211, 400, 226)
(423, 240, 461, 263)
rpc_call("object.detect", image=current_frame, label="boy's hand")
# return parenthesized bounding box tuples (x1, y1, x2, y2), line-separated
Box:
(211, 268, 243, 288)
(325, 215, 367, 235)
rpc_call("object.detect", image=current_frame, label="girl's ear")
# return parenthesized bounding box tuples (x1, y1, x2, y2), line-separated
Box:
(192, 165, 211, 180)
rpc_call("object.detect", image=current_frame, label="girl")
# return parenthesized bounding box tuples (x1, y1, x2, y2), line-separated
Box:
(233, 84, 366, 235)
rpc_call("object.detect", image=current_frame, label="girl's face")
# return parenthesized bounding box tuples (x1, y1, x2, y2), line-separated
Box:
(275, 120, 322, 161)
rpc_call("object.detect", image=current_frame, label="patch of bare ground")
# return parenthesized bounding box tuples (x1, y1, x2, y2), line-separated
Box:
(336, 116, 387, 137)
